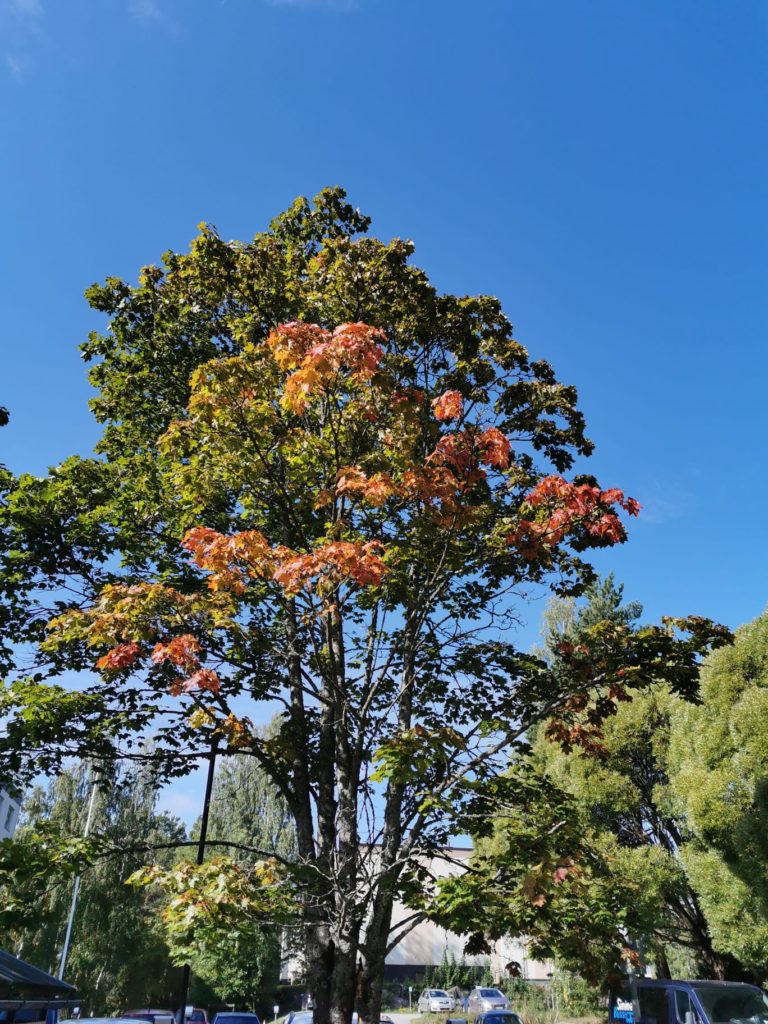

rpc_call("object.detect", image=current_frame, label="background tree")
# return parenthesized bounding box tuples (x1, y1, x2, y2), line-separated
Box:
(669, 610, 768, 974)
(532, 577, 742, 978)
(429, 578, 744, 984)
(204, 719, 297, 864)
(0, 189, 728, 1024)
(8, 761, 185, 1013)
(187, 718, 297, 1007)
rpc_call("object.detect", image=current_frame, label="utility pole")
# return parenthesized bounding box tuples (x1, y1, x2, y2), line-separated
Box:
(175, 739, 218, 1024)
(58, 781, 99, 980)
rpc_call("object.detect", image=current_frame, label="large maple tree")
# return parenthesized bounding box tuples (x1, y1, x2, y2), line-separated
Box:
(0, 189, 728, 1023)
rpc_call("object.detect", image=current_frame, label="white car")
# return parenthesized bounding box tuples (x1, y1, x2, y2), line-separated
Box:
(418, 989, 456, 1013)
(467, 988, 510, 1014)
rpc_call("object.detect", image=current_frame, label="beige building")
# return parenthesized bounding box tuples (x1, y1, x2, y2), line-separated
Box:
(0, 788, 20, 840)
(283, 846, 552, 984)
(385, 848, 552, 982)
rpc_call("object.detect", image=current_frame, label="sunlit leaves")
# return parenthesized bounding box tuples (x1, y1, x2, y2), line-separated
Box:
(431, 389, 463, 422)
(128, 856, 296, 965)
(96, 642, 142, 671)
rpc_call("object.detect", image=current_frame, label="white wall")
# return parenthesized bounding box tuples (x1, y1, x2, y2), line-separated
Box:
(281, 845, 553, 984)
(385, 847, 553, 982)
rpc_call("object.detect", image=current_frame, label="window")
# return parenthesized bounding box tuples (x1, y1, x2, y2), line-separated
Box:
(691, 985, 768, 1024)
(638, 987, 670, 1024)
(674, 990, 698, 1024)
(4, 802, 15, 833)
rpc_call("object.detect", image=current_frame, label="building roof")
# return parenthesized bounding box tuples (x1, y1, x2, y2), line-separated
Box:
(0, 950, 75, 997)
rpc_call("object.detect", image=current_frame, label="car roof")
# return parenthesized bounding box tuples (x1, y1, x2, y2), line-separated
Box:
(89, 1019, 150, 1024)
(635, 980, 760, 989)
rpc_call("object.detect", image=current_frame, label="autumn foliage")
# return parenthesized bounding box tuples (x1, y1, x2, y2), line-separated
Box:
(49, 318, 647, 716)
(3, 192, 731, 1018)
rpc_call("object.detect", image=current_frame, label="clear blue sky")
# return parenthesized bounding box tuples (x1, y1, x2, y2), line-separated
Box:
(2, 0, 767, 817)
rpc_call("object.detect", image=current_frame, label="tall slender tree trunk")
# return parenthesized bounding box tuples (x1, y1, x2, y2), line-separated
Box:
(654, 949, 671, 979)
(306, 921, 334, 1024)
(358, 902, 395, 1024)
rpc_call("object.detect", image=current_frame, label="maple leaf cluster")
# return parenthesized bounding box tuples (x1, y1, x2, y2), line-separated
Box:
(508, 475, 640, 558)
(151, 634, 202, 672)
(182, 526, 388, 596)
(335, 467, 397, 507)
(273, 541, 387, 594)
(95, 641, 142, 671)
(171, 668, 221, 697)
(431, 389, 463, 422)
(182, 526, 275, 594)
(429, 426, 512, 476)
(267, 321, 385, 413)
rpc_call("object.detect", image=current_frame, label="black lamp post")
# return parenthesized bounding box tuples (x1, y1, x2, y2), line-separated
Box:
(175, 738, 218, 1023)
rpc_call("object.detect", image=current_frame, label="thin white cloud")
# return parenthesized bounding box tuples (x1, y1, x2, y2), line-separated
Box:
(128, 0, 179, 33)
(266, 0, 358, 10)
(5, 52, 25, 80)
(4, 0, 42, 16)
(1, 0, 42, 80)
(634, 477, 698, 525)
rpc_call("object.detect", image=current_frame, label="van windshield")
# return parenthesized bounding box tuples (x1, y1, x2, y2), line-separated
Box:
(693, 986, 768, 1024)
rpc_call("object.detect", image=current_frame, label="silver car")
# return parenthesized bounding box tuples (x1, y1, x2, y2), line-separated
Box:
(418, 989, 456, 1013)
(467, 988, 510, 1014)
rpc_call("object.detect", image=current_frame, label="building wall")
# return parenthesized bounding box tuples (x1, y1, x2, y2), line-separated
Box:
(281, 846, 553, 984)
(385, 847, 552, 982)
(0, 788, 21, 840)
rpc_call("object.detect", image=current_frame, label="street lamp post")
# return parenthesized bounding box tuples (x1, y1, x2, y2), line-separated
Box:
(175, 739, 218, 1023)
(58, 781, 98, 980)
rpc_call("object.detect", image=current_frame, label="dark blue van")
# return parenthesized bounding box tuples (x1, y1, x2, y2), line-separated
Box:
(610, 979, 768, 1024)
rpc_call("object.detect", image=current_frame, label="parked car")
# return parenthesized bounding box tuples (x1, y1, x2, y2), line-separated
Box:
(418, 989, 456, 1013)
(186, 1012, 208, 1024)
(475, 1014, 523, 1024)
(284, 1007, 311, 1024)
(609, 978, 768, 1024)
(284, 1014, 313, 1024)
(466, 989, 510, 1015)
(211, 1014, 260, 1024)
(122, 1010, 175, 1024)
(79, 1020, 144, 1024)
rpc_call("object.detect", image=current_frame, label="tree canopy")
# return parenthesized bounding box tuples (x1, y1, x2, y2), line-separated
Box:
(436, 579, 752, 987)
(669, 610, 768, 972)
(6, 761, 184, 1013)
(0, 189, 729, 1024)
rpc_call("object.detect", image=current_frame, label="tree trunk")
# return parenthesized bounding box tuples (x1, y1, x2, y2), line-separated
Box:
(307, 921, 334, 1024)
(358, 926, 391, 1024)
(329, 937, 359, 1024)
(654, 948, 671, 979)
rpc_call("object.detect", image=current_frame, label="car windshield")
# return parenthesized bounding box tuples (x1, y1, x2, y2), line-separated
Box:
(291, 1015, 313, 1024)
(481, 990, 503, 999)
(429, 991, 449, 998)
(218, 1017, 258, 1024)
(693, 986, 768, 1024)
(485, 1016, 518, 1024)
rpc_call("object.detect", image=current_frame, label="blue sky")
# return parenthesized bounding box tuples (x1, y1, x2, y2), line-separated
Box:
(2, 0, 767, 818)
